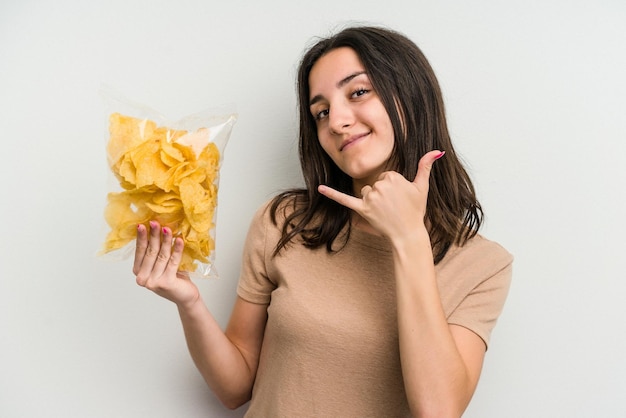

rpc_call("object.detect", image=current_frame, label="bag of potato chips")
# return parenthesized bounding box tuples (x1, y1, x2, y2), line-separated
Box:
(99, 86, 237, 279)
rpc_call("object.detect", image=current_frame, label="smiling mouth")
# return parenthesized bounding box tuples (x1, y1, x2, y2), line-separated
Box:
(340, 132, 369, 151)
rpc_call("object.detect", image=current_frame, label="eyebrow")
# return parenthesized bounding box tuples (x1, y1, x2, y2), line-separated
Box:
(309, 71, 367, 107)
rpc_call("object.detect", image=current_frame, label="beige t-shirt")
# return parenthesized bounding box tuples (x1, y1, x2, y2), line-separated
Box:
(237, 202, 513, 417)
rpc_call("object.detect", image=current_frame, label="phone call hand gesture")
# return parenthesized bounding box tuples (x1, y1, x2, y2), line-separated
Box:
(318, 151, 444, 242)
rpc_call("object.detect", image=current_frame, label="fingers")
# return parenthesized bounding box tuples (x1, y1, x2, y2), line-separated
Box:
(319, 150, 444, 214)
(133, 223, 148, 275)
(413, 150, 445, 190)
(318, 185, 363, 212)
(152, 226, 174, 274)
(164, 236, 185, 277)
(135, 221, 161, 286)
(134, 221, 184, 287)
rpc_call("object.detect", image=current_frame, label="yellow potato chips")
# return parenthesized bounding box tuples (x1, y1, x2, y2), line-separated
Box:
(101, 111, 232, 277)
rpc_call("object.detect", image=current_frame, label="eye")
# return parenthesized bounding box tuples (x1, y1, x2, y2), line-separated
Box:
(351, 88, 370, 98)
(314, 108, 329, 121)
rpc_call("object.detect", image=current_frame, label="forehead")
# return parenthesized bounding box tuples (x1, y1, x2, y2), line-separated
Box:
(308, 47, 365, 94)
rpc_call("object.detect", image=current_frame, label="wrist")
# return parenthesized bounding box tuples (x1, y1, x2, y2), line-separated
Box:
(176, 293, 204, 317)
(390, 225, 435, 272)
(389, 224, 431, 250)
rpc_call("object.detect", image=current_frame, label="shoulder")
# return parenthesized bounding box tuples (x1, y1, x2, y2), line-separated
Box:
(437, 234, 513, 287)
(248, 193, 300, 231)
(470, 234, 512, 262)
(247, 193, 305, 241)
(437, 235, 513, 346)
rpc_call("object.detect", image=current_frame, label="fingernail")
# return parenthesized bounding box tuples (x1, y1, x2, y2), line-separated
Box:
(162, 227, 169, 235)
(149, 221, 157, 229)
(434, 151, 446, 160)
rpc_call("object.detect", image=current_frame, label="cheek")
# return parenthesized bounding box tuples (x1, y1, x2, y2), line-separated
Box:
(317, 132, 333, 156)
(317, 135, 344, 169)
(379, 116, 396, 149)
(370, 101, 395, 139)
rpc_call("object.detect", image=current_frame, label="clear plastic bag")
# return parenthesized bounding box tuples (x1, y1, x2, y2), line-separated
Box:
(99, 86, 237, 279)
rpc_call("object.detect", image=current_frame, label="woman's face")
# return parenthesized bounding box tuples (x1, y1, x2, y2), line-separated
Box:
(308, 47, 395, 192)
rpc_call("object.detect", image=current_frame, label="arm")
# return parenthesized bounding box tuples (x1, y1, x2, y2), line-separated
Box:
(318, 151, 484, 417)
(134, 222, 267, 409)
(392, 226, 485, 417)
(178, 295, 267, 409)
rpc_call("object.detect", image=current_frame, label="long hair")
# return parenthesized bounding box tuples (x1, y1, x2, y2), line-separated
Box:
(270, 25, 482, 264)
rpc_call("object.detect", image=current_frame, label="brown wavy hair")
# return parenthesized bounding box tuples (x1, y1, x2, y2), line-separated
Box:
(269, 25, 482, 264)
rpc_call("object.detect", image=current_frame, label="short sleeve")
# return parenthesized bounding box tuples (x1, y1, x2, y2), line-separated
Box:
(447, 261, 512, 348)
(236, 202, 277, 305)
(439, 236, 513, 349)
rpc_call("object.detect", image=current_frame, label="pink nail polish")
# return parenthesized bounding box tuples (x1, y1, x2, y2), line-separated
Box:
(162, 227, 169, 235)
(149, 221, 157, 228)
(434, 151, 446, 160)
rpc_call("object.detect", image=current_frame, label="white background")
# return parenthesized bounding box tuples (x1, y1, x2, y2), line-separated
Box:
(1, 1, 625, 417)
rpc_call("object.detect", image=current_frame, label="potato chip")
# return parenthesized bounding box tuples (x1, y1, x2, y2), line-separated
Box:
(145, 191, 181, 214)
(179, 177, 213, 233)
(101, 112, 230, 276)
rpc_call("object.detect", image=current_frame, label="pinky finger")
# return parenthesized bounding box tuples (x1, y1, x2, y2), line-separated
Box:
(165, 237, 185, 275)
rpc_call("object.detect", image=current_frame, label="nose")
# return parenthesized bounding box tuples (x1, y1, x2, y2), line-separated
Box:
(328, 100, 354, 134)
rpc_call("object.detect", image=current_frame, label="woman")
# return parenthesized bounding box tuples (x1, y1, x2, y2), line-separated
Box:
(133, 26, 513, 417)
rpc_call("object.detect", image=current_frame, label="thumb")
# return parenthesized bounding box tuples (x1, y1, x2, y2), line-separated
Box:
(413, 150, 445, 188)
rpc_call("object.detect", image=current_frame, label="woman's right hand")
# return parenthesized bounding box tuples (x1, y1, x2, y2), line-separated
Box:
(133, 221, 200, 309)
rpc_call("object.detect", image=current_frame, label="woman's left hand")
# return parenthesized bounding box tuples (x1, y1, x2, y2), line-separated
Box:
(318, 150, 444, 241)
